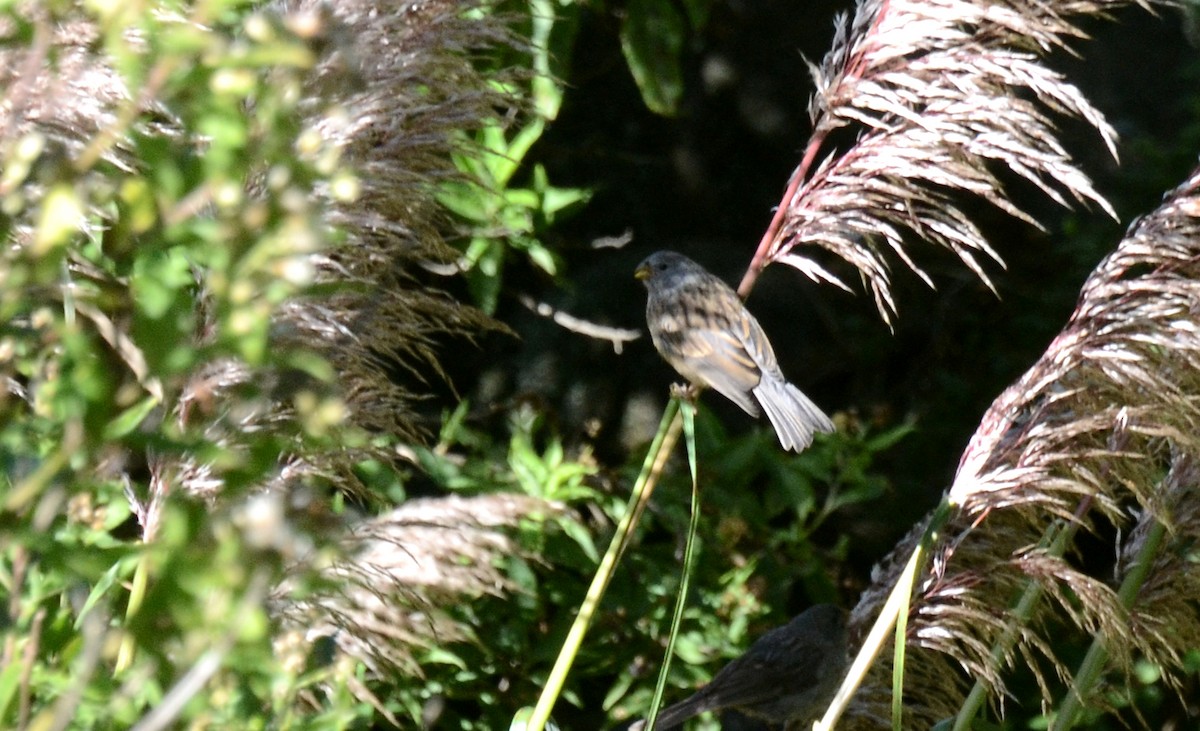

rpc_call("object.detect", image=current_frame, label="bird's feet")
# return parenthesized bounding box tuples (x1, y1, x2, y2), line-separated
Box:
(670, 382, 700, 402)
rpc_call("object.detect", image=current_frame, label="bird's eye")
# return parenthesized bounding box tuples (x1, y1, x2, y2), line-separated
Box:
(657, 263, 668, 271)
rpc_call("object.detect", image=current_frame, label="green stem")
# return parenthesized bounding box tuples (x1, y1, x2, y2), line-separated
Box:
(815, 498, 951, 731)
(1050, 519, 1166, 731)
(951, 573, 1047, 731)
(525, 400, 683, 731)
(5, 423, 80, 513)
(643, 399, 700, 730)
(891, 558, 913, 731)
(953, 504, 1088, 731)
(115, 552, 150, 673)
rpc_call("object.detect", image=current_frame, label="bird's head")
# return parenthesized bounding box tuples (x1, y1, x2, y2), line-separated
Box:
(634, 251, 701, 288)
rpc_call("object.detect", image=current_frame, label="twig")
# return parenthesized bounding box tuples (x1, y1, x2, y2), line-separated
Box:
(17, 607, 44, 731)
(518, 294, 641, 353)
(590, 230, 633, 249)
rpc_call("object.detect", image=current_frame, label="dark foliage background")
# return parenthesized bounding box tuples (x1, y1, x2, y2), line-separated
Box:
(480, 0, 1200, 553)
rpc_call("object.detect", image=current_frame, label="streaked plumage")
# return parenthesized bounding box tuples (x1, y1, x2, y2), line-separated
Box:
(635, 251, 834, 451)
(631, 604, 848, 730)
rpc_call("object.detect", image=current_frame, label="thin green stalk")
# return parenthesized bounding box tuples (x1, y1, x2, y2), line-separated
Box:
(815, 499, 951, 731)
(951, 573, 1047, 731)
(642, 399, 700, 731)
(1050, 519, 1166, 731)
(1114, 520, 1165, 606)
(891, 560, 913, 731)
(115, 553, 150, 672)
(1051, 633, 1107, 731)
(952, 506, 1087, 731)
(524, 400, 683, 731)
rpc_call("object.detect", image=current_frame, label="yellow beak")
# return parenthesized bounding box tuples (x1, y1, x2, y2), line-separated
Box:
(634, 264, 651, 280)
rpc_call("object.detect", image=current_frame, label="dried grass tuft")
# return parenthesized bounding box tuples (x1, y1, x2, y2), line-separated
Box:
(743, 0, 1142, 324)
(847, 165, 1200, 725)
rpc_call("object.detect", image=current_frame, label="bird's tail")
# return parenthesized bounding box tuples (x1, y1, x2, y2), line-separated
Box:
(628, 692, 717, 731)
(753, 377, 835, 452)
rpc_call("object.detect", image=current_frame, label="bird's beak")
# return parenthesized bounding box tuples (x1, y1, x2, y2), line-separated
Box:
(634, 264, 651, 280)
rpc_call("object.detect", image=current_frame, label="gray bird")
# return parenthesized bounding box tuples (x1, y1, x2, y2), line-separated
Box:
(635, 251, 835, 451)
(631, 604, 849, 730)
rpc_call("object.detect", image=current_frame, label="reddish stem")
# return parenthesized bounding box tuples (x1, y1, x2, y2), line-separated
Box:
(736, 137, 823, 298)
(736, 0, 891, 299)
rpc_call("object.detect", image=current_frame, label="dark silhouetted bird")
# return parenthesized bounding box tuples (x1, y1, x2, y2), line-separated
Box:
(631, 604, 849, 730)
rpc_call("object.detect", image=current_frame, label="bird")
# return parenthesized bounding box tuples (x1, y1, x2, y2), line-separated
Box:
(635, 251, 835, 451)
(630, 604, 849, 730)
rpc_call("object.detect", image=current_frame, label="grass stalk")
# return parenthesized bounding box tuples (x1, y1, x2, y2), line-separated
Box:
(641, 399, 700, 730)
(815, 499, 950, 730)
(952, 498, 1093, 731)
(524, 399, 684, 731)
(1050, 518, 1166, 731)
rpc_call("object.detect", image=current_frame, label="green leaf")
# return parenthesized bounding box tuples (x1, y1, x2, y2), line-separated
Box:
(619, 0, 686, 116)
(439, 400, 472, 445)
(480, 125, 513, 182)
(540, 184, 591, 221)
(424, 646, 469, 670)
(131, 247, 193, 319)
(557, 517, 599, 563)
(601, 669, 635, 711)
(283, 349, 336, 382)
(865, 422, 915, 451)
(499, 119, 547, 186)
(671, 631, 710, 664)
(0, 660, 22, 722)
(104, 395, 160, 440)
(74, 558, 131, 630)
(34, 183, 84, 256)
(528, 0, 580, 120)
(466, 239, 505, 314)
(118, 177, 158, 235)
(499, 204, 536, 236)
(679, 0, 715, 29)
(526, 243, 558, 275)
(437, 180, 492, 222)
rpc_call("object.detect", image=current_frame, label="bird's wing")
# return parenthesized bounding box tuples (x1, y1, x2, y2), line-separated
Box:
(670, 328, 763, 416)
(727, 303, 781, 376)
(701, 652, 807, 710)
(653, 652, 811, 730)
